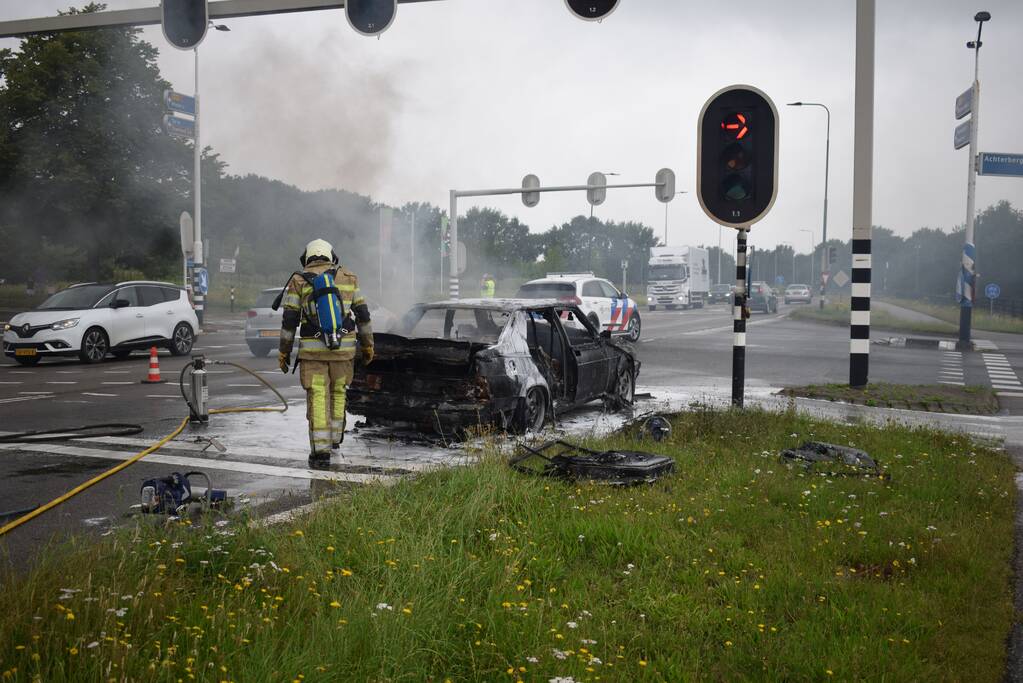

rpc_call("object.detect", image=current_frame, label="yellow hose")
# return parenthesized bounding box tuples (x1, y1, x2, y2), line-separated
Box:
(0, 362, 290, 537)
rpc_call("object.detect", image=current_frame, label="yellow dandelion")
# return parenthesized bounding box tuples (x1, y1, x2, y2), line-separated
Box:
(329, 601, 341, 608)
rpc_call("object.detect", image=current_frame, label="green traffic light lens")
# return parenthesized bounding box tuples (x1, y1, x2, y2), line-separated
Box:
(721, 174, 751, 201)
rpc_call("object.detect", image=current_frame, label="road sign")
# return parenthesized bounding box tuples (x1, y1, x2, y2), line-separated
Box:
(194, 267, 209, 295)
(179, 212, 194, 256)
(219, 258, 236, 274)
(164, 89, 195, 116)
(775, 275, 785, 285)
(955, 86, 973, 120)
(979, 152, 1023, 177)
(985, 283, 1001, 299)
(832, 270, 849, 288)
(163, 114, 194, 139)
(521, 174, 540, 207)
(953, 120, 971, 150)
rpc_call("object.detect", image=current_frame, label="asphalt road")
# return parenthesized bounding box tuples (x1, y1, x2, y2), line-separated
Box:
(2, 302, 1022, 571)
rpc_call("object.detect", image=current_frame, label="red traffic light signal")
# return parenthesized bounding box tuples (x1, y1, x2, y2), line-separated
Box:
(161, 0, 208, 50)
(697, 85, 779, 229)
(565, 0, 619, 21)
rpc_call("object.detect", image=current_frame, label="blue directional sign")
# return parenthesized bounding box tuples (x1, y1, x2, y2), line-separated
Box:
(979, 153, 1023, 178)
(985, 283, 1001, 300)
(163, 114, 195, 139)
(163, 89, 195, 116)
(194, 267, 209, 295)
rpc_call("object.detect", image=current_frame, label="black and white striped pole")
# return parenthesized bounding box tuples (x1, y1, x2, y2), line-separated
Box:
(732, 230, 749, 407)
(849, 0, 875, 387)
(696, 85, 779, 408)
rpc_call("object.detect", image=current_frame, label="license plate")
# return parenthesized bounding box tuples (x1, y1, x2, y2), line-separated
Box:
(259, 330, 278, 338)
(15, 348, 37, 357)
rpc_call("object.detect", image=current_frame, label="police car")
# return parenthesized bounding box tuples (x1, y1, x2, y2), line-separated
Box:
(516, 273, 641, 342)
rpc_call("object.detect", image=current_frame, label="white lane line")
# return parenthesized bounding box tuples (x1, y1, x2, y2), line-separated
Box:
(146, 395, 179, 399)
(9, 371, 33, 374)
(55, 370, 82, 374)
(988, 371, 1019, 378)
(0, 442, 395, 483)
(205, 370, 233, 374)
(939, 381, 966, 386)
(103, 370, 130, 374)
(998, 392, 1023, 398)
(102, 381, 135, 385)
(640, 337, 659, 343)
(18, 391, 53, 395)
(227, 383, 262, 388)
(46, 381, 77, 385)
(0, 395, 52, 404)
(0, 381, 23, 385)
(82, 392, 118, 397)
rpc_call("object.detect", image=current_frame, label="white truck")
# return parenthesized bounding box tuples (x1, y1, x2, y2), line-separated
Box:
(645, 246, 710, 311)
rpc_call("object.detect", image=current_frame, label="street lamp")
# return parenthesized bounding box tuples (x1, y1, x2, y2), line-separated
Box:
(191, 21, 230, 326)
(799, 228, 814, 288)
(787, 101, 830, 309)
(590, 171, 619, 218)
(662, 190, 687, 245)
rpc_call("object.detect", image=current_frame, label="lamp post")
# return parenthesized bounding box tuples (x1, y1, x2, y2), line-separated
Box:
(662, 191, 687, 245)
(799, 229, 814, 288)
(589, 171, 619, 218)
(959, 10, 992, 346)
(787, 101, 830, 309)
(191, 21, 230, 326)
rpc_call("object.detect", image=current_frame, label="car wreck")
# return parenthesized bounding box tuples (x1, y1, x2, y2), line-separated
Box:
(347, 298, 640, 434)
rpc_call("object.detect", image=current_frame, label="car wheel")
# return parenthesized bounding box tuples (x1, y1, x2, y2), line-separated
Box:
(625, 315, 641, 342)
(169, 323, 194, 356)
(112, 349, 133, 360)
(247, 342, 272, 358)
(609, 363, 636, 410)
(79, 327, 109, 364)
(520, 386, 548, 432)
(14, 355, 40, 367)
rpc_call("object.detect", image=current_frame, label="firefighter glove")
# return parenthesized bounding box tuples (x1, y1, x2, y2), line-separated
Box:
(278, 351, 290, 374)
(361, 345, 375, 366)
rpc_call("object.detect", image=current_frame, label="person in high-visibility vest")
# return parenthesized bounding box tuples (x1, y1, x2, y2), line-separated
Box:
(279, 239, 373, 463)
(480, 273, 496, 298)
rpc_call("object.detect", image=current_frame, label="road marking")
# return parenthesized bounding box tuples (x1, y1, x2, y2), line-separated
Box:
(0, 381, 23, 384)
(0, 395, 52, 404)
(18, 391, 53, 395)
(46, 381, 77, 385)
(939, 381, 966, 386)
(103, 370, 131, 374)
(640, 337, 658, 343)
(992, 383, 1023, 390)
(145, 395, 179, 398)
(102, 381, 134, 385)
(974, 339, 999, 350)
(227, 383, 262, 388)
(9, 371, 33, 374)
(997, 392, 1023, 398)
(0, 442, 395, 483)
(55, 370, 82, 374)
(82, 392, 118, 397)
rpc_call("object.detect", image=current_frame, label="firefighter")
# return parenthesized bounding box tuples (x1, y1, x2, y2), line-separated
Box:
(279, 239, 374, 462)
(480, 273, 496, 298)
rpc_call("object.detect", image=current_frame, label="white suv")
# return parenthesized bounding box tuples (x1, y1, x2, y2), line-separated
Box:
(3, 281, 198, 366)
(516, 273, 641, 342)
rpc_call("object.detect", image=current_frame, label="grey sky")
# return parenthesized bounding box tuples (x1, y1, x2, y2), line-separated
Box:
(2, 0, 1022, 254)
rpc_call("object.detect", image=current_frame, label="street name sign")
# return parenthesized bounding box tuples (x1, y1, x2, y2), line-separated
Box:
(955, 86, 973, 120)
(985, 283, 1001, 299)
(164, 89, 195, 116)
(953, 120, 971, 150)
(163, 114, 195, 139)
(979, 153, 1023, 177)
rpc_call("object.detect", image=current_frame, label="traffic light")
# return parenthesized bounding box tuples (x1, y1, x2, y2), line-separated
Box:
(346, 0, 396, 36)
(828, 247, 837, 264)
(565, 0, 619, 21)
(161, 0, 208, 50)
(696, 85, 779, 229)
(587, 172, 607, 207)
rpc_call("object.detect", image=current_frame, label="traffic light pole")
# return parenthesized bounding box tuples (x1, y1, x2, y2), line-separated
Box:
(732, 228, 748, 407)
(849, 0, 875, 388)
(959, 22, 986, 348)
(192, 46, 204, 327)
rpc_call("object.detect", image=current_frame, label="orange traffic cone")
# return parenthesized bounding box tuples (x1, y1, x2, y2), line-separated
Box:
(141, 346, 166, 384)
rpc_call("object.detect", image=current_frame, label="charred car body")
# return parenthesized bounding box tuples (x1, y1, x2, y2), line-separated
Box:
(348, 299, 639, 433)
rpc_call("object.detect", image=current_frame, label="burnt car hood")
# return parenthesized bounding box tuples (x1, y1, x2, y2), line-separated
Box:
(370, 332, 490, 367)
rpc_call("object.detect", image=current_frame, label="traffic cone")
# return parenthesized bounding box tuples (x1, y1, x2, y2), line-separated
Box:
(141, 346, 166, 384)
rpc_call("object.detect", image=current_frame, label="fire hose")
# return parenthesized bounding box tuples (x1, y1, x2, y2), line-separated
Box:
(0, 357, 288, 537)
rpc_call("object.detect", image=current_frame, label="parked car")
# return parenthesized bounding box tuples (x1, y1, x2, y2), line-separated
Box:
(707, 283, 733, 305)
(516, 273, 641, 342)
(245, 287, 399, 357)
(747, 281, 778, 313)
(348, 299, 639, 434)
(2, 281, 197, 366)
(784, 284, 812, 304)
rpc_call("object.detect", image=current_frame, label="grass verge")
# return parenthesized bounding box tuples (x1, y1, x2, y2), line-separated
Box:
(790, 302, 957, 336)
(780, 382, 1000, 414)
(881, 298, 1023, 335)
(0, 408, 1016, 681)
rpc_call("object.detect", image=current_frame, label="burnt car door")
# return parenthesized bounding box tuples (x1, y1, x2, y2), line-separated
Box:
(525, 307, 570, 405)
(553, 305, 611, 404)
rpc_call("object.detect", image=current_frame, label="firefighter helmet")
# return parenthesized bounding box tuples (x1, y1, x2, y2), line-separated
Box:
(300, 239, 338, 267)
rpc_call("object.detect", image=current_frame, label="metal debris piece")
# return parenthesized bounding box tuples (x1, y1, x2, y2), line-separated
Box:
(639, 415, 672, 442)
(510, 439, 674, 485)
(779, 441, 887, 479)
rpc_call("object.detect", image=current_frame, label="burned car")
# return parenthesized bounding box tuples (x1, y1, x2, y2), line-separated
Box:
(348, 299, 639, 433)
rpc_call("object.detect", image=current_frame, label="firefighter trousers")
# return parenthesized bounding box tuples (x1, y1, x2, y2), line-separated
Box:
(299, 359, 354, 456)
